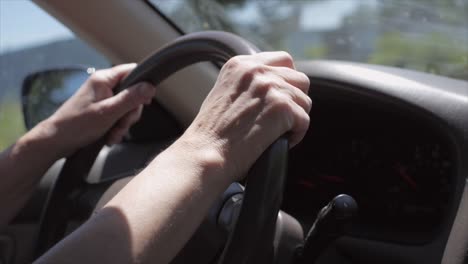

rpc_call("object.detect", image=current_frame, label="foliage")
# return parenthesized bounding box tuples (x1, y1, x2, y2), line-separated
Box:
(369, 32, 467, 79)
(0, 100, 25, 151)
(305, 45, 328, 60)
(2, 0, 467, 150)
(0, 70, 83, 151)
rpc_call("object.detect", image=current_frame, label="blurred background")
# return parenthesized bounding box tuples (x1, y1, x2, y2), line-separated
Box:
(152, 0, 468, 80)
(1, 0, 467, 150)
(0, 0, 109, 150)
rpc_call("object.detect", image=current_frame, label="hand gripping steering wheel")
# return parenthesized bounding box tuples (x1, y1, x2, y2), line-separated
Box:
(36, 31, 288, 264)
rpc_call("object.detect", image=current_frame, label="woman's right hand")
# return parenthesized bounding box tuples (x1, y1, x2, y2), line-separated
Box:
(182, 51, 311, 182)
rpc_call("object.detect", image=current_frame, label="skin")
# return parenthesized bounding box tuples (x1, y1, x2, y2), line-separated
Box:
(0, 63, 156, 225)
(0, 52, 311, 263)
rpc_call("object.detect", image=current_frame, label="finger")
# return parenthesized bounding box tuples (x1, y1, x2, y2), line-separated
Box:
(279, 82, 313, 114)
(288, 102, 311, 148)
(98, 82, 156, 120)
(263, 89, 310, 147)
(115, 105, 143, 135)
(106, 132, 124, 146)
(251, 73, 312, 114)
(251, 51, 295, 69)
(92, 63, 137, 88)
(106, 106, 143, 145)
(270, 67, 310, 94)
(122, 105, 143, 129)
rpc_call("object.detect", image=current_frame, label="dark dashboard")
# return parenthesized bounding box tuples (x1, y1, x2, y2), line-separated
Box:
(117, 61, 468, 263)
(21, 61, 467, 264)
(89, 61, 468, 264)
(283, 61, 468, 264)
(284, 98, 456, 243)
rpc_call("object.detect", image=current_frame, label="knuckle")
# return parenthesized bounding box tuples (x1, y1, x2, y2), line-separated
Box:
(253, 78, 276, 95)
(300, 72, 310, 87)
(290, 108, 310, 145)
(243, 61, 264, 75)
(127, 88, 144, 106)
(305, 95, 313, 112)
(93, 103, 111, 117)
(239, 63, 268, 91)
(89, 70, 107, 85)
(225, 55, 244, 69)
(270, 92, 291, 113)
(240, 65, 256, 82)
(253, 63, 268, 75)
(299, 111, 310, 129)
(279, 51, 293, 64)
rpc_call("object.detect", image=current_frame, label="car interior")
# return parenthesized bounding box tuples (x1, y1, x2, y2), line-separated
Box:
(1, 0, 467, 264)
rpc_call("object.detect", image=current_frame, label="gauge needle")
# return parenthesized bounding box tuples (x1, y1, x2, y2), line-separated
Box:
(395, 163, 418, 191)
(320, 174, 345, 183)
(298, 179, 316, 189)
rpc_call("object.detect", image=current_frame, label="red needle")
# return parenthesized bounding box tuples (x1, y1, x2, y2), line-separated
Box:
(395, 163, 418, 191)
(320, 174, 345, 183)
(298, 179, 316, 189)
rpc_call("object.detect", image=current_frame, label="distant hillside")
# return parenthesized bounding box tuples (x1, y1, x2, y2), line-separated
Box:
(0, 38, 109, 102)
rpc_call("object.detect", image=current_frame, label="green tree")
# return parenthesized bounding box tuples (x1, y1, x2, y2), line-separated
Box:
(369, 32, 467, 79)
(0, 100, 25, 150)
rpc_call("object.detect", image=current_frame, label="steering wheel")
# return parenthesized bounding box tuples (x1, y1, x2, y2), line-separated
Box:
(35, 31, 289, 263)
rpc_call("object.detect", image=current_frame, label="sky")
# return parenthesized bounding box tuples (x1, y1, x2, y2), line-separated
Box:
(300, 0, 360, 31)
(1, 0, 362, 54)
(0, 0, 73, 54)
(226, 0, 359, 31)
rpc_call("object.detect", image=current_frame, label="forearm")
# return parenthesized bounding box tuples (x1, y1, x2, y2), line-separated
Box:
(32, 52, 310, 263)
(0, 120, 62, 225)
(37, 133, 231, 263)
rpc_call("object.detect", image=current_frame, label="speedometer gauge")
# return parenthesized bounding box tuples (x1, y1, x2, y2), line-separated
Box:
(353, 141, 453, 234)
(284, 100, 455, 243)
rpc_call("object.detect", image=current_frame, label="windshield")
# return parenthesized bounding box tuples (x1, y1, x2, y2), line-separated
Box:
(149, 0, 468, 81)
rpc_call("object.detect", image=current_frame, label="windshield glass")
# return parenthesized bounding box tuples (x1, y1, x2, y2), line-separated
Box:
(149, 0, 468, 81)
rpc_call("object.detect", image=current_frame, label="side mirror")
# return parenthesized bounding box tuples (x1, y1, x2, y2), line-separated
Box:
(21, 67, 93, 130)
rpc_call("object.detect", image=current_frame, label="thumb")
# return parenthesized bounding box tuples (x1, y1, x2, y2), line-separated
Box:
(98, 82, 156, 120)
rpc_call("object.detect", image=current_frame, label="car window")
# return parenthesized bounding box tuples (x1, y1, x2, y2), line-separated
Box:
(149, 0, 468, 81)
(0, 0, 109, 151)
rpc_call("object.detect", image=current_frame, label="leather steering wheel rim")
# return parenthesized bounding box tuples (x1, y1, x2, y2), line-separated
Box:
(35, 31, 288, 264)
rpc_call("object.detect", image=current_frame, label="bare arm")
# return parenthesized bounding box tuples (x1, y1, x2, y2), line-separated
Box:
(0, 64, 156, 225)
(36, 133, 231, 263)
(36, 52, 311, 263)
(0, 120, 64, 225)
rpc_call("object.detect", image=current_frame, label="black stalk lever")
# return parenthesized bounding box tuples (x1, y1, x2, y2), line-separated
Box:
(297, 194, 358, 263)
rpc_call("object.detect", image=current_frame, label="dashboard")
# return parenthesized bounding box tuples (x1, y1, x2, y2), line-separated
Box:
(125, 61, 467, 263)
(21, 61, 466, 264)
(276, 61, 468, 264)
(284, 98, 456, 243)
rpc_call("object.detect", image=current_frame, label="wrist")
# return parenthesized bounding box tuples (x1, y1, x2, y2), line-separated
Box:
(18, 119, 65, 162)
(160, 132, 233, 185)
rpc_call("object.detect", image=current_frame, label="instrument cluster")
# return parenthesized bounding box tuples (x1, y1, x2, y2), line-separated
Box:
(284, 99, 455, 242)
